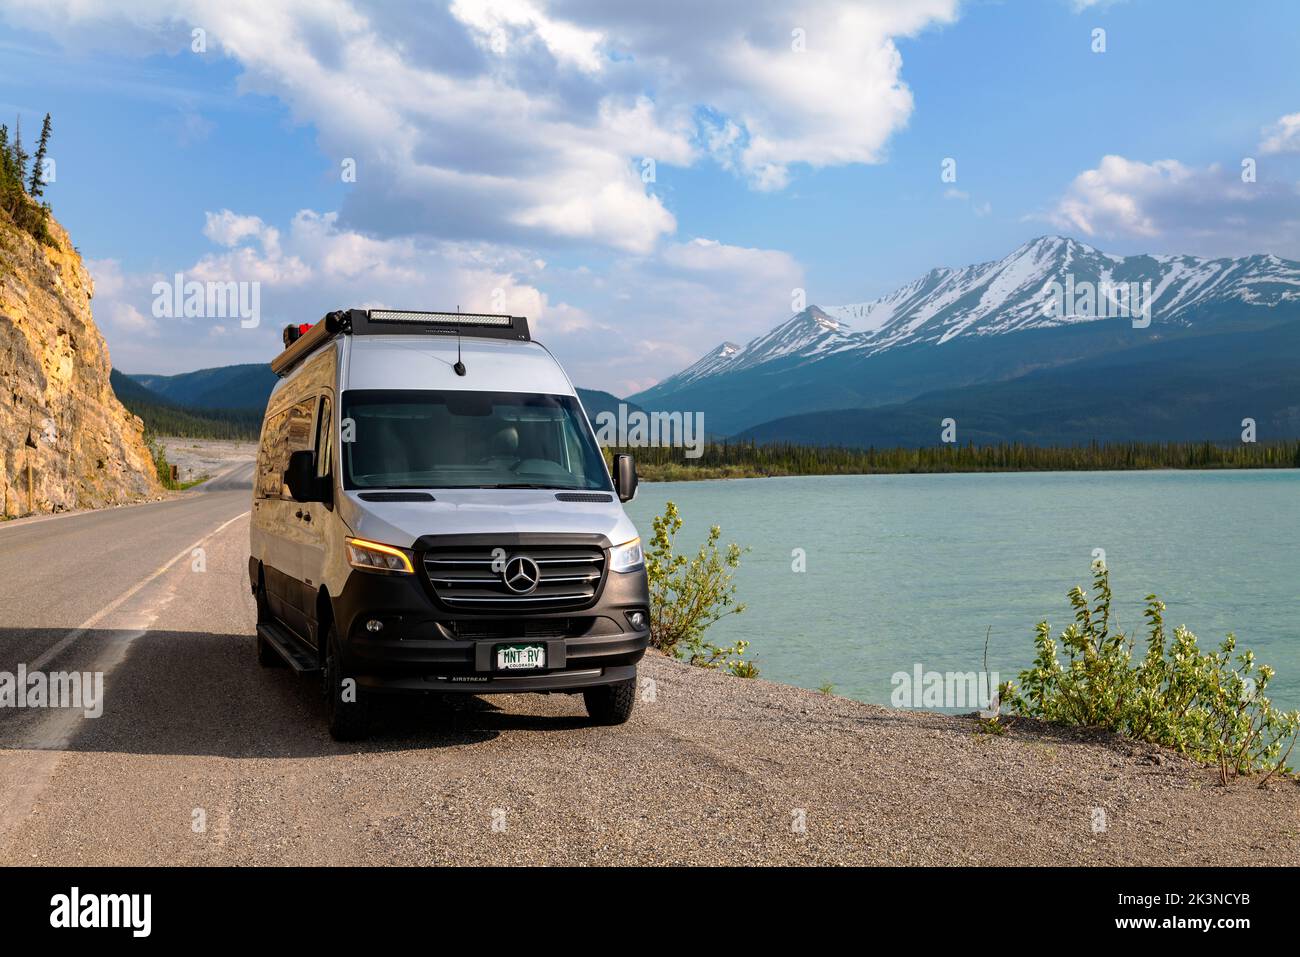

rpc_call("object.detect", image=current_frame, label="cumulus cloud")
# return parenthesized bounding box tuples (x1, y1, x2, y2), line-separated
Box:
(202, 210, 269, 248)
(1043, 154, 1300, 257)
(93, 207, 587, 373)
(1260, 112, 1300, 155)
(8, 2, 926, 389)
(571, 0, 958, 191)
(1, 0, 952, 245)
(92, 210, 803, 393)
(545, 237, 806, 393)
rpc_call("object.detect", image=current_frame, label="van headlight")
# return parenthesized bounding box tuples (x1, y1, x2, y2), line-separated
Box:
(345, 537, 414, 574)
(609, 537, 644, 573)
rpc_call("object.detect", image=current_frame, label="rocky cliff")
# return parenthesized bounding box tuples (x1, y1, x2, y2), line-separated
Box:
(0, 212, 159, 516)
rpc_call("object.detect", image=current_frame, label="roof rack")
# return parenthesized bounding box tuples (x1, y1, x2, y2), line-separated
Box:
(271, 309, 531, 377)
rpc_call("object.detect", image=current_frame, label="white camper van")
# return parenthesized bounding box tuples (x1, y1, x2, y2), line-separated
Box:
(249, 309, 649, 740)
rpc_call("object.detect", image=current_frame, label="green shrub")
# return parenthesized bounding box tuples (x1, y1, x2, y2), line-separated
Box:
(142, 430, 208, 490)
(1005, 564, 1299, 782)
(645, 501, 756, 676)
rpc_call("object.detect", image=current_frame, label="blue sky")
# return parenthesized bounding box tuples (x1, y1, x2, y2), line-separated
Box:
(2, 0, 1298, 393)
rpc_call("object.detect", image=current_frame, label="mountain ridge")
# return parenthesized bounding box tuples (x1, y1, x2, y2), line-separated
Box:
(629, 236, 1300, 439)
(642, 236, 1300, 396)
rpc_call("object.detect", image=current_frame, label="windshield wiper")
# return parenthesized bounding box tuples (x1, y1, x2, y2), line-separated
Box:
(477, 483, 573, 490)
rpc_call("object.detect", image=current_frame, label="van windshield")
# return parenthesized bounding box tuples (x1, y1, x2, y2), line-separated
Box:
(340, 390, 613, 492)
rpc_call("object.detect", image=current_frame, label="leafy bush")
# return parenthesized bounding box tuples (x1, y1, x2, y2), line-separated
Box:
(1004, 564, 1299, 782)
(142, 431, 207, 490)
(645, 501, 756, 677)
(143, 430, 176, 488)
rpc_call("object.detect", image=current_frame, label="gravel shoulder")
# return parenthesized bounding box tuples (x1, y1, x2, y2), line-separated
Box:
(1, 501, 1298, 866)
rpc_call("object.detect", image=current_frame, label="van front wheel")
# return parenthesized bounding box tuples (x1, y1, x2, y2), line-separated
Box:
(323, 623, 370, 741)
(583, 676, 636, 725)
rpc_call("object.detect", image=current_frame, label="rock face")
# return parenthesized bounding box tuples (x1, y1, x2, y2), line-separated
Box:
(0, 212, 159, 516)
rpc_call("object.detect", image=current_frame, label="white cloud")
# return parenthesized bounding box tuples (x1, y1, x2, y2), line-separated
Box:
(202, 209, 269, 248)
(1049, 155, 1191, 238)
(85, 259, 158, 338)
(450, 0, 605, 73)
(659, 237, 799, 277)
(545, 237, 805, 393)
(1260, 112, 1300, 155)
(1043, 154, 1300, 257)
(1, 0, 952, 246)
(8, 2, 930, 390)
(92, 207, 590, 372)
(943, 187, 990, 217)
(92, 211, 798, 393)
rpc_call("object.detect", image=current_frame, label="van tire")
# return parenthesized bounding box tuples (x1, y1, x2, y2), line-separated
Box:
(324, 623, 370, 741)
(254, 579, 283, 668)
(583, 677, 636, 725)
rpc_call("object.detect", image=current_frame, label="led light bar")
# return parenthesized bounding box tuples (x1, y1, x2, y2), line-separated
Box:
(368, 310, 514, 327)
(272, 307, 531, 376)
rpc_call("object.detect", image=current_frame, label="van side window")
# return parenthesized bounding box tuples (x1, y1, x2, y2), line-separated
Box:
(279, 398, 317, 499)
(316, 395, 334, 480)
(256, 409, 288, 500)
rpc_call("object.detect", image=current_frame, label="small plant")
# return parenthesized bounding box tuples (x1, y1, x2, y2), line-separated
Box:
(975, 715, 1007, 736)
(142, 431, 207, 490)
(645, 501, 756, 676)
(818, 682, 835, 695)
(1004, 564, 1300, 783)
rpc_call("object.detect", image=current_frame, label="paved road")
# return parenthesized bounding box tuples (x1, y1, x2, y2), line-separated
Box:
(1, 461, 1298, 865)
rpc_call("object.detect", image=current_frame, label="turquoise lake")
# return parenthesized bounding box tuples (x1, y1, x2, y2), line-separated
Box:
(625, 470, 1300, 715)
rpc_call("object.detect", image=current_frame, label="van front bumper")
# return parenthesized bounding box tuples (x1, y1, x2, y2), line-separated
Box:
(331, 550, 650, 695)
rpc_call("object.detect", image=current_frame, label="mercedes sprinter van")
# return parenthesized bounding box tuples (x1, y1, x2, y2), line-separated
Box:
(249, 309, 649, 740)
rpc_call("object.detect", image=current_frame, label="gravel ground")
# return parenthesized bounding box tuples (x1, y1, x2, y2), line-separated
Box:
(2, 491, 1298, 866)
(160, 438, 259, 485)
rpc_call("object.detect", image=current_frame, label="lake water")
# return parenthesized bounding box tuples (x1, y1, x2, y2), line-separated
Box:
(625, 470, 1300, 717)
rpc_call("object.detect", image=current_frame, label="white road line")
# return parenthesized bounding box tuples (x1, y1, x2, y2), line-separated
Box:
(28, 510, 250, 673)
(0, 508, 251, 855)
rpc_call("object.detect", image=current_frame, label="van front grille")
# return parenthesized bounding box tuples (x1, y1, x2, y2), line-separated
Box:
(445, 619, 581, 641)
(422, 545, 606, 610)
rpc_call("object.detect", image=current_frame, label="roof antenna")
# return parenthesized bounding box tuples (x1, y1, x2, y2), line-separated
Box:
(453, 309, 466, 376)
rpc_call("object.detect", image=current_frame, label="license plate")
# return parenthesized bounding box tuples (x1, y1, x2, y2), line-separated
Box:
(496, 644, 546, 671)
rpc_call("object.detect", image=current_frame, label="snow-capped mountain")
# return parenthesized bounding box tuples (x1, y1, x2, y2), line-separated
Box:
(652, 340, 744, 392)
(657, 237, 1300, 388)
(655, 308, 853, 394)
(727, 306, 853, 369)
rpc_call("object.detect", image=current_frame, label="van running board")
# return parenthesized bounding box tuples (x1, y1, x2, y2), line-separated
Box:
(258, 622, 322, 674)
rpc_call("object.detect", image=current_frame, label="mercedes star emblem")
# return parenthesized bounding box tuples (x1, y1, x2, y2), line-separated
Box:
(502, 555, 541, 594)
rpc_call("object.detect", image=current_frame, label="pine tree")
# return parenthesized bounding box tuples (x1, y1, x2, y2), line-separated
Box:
(13, 115, 27, 186)
(28, 113, 52, 197)
(0, 124, 11, 187)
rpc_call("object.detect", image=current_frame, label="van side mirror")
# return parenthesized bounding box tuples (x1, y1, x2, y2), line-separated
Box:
(612, 453, 638, 503)
(284, 449, 325, 503)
